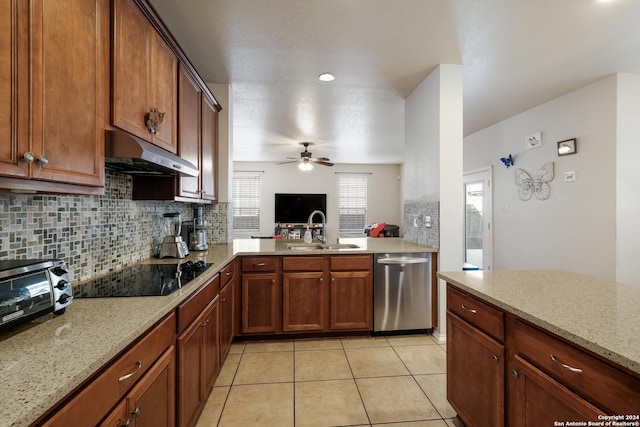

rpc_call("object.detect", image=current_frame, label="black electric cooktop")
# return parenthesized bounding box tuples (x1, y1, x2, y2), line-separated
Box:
(74, 261, 212, 298)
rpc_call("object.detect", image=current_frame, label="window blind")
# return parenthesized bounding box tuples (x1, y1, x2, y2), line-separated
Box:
(233, 174, 261, 232)
(338, 175, 367, 232)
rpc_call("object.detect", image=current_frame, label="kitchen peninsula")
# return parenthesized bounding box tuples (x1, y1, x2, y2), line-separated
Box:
(438, 270, 640, 426)
(0, 238, 435, 427)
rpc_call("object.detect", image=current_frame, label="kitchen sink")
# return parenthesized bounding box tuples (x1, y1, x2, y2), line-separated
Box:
(286, 243, 360, 251)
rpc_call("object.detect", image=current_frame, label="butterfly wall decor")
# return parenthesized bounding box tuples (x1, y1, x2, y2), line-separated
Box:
(514, 162, 554, 201)
(500, 154, 514, 168)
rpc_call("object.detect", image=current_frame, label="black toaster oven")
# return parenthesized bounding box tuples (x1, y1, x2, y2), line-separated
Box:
(0, 259, 72, 332)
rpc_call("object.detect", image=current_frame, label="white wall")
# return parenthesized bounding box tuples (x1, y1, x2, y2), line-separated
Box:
(464, 75, 618, 280)
(616, 73, 640, 285)
(404, 65, 464, 341)
(233, 162, 402, 242)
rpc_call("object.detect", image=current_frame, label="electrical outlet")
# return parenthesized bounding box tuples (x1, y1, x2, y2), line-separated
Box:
(424, 215, 432, 228)
(564, 171, 576, 182)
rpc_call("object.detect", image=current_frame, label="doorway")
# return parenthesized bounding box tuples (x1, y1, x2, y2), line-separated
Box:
(463, 167, 492, 270)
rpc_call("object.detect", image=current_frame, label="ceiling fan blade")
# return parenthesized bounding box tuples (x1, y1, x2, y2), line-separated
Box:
(285, 156, 299, 160)
(313, 157, 331, 162)
(277, 160, 300, 165)
(315, 161, 334, 167)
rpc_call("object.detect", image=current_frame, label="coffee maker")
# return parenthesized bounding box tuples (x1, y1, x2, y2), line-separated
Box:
(190, 207, 208, 251)
(159, 213, 189, 258)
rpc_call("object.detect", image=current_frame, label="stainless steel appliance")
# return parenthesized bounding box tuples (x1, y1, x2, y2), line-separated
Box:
(159, 212, 189, 258)
(373, 253, 432, 333)
(0, 259, 72, 331)
(190, 207, 208, 251)
(73, 261, 210, 298)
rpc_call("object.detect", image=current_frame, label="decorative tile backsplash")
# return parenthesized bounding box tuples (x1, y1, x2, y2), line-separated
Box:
(403, 201, 439, 248)
(0, 170, 232, 282)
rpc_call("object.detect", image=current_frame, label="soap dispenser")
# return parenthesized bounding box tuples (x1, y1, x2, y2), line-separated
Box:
(303, 227, 312, 243)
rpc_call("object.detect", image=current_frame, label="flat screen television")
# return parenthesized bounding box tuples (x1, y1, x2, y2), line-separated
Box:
(275, 193, 327, 224)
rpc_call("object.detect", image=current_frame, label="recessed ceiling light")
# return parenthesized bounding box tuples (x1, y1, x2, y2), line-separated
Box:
(318, 73, 335, 82)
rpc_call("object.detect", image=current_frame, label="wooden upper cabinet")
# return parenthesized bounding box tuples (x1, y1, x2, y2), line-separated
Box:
(0, 0, 106, 189)
(178, 65, 202, 199)
(112, 0, 177, 153)
(200, 95, 218, 202)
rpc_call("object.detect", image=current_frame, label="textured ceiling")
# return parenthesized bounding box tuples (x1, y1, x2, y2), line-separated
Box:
(149, 0, 640, 164)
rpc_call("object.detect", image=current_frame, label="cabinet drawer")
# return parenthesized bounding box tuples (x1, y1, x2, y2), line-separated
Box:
(177, 274, 220, 333)
(242, 256, 277, 272)
(511, 319, 640, 414)
(43, 313, 176, 426)
(330, 255, 371, 271)
(220, 261, 236, 288)
(447, 286, 504, 342)
(283, 256, 324, 271)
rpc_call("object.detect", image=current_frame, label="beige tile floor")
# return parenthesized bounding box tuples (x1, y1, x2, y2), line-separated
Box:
(196, 334, 464, 427)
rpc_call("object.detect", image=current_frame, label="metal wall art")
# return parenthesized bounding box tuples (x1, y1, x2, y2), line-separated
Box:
(514, 162, 554, 201)
(525, 132, 542, 150)
(557, 138, 577, 156)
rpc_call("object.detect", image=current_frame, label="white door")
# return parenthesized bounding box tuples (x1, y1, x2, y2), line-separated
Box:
(463, 167, 492, 270)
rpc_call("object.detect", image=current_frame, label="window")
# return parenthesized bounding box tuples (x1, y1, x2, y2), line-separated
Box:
(338, 175, 368, 232)
(233, 174, 261, 232)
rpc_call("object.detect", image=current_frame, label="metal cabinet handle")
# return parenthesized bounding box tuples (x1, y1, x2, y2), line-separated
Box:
(202, 319, 210, 327)
(122, 417, 131, 427)
(491, 354, 500, 363)
(319, 278, 323, 283)
(132, 406, 141, 417)
(118, 360, 142, 382)
(550, 354, 583, 373)
(221, 297, 227, 302)
(461, 304, 477, 314)
(511, 369, 519, 378)
(22, 152, 35, 163)
(254, 262, 266, 267)
(226, 271, 232, 276)
(271, 279, 275, 284)
(37, 155, 48, 165)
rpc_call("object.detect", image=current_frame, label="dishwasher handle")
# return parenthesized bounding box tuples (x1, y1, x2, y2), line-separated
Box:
(377, 257, 430, 265)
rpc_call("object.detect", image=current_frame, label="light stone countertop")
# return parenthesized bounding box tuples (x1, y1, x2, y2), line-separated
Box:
(0, 238, 435, 427)
(437, 270, 640, 376)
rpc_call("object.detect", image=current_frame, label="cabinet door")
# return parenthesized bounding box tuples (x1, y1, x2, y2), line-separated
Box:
(0, 0, 28, 179)
(200, 95, 218, 202)
(329, 271, 372, 330)
(149, 30, 177, 153)
(99, 400, 128, 427)
(508, 355, 605, 427)
(177, 315, 205, 427)
(447, 313, 504, 427)
(28, 0, 106, 186)
(127, 346, 175, 427)
(242, 273, 278, 334)
(202, 298, 220, 393)
(282, 272, 325, 331)
(178, 65, 201, 199)
(220, 281, 235, 360)
(112, 0, 150, 141)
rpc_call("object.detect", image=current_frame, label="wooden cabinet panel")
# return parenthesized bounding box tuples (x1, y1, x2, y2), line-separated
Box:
(177, 275, 219, 333)
(447, 286, 504, 342)
(329, 270, 372, 330)
(330, 255, 371, 271)
(99, 400, 128, 427)
(242, 273, 279, 334)
(200, 94, 218, 202)
(282, 272, 325, 331)
(242, 256, 278, 272)
(112, 0, 177, 153)
(510, 318, 640, 415)
(447, 312, 504, 427)
(1, 0, 106, 189)
(219, 278, 235, 360)
(177, 64, 201, 199)
(126, 346, 176, 427)
(220, 260, 236, 288)
(202, 299, 220, 393)
(282, 256, 324, 272)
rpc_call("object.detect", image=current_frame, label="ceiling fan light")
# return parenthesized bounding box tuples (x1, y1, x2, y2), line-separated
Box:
(318, 73, 335, 82)
(299, 161, 313, 171)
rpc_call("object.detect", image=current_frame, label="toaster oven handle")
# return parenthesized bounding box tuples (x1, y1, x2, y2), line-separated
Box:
(118, 360, 142, 382)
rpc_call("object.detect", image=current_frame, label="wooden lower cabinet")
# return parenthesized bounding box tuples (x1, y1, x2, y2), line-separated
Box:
(447, 312, 504, 427)
(282, 271, 325, 331)
(507, 354, 604, 427)
(177, 297, 219, 427)
(219, 279, 235, 359)
(329, 271, 372, 330)
(102, 346, 176, 427)
(242, 273, 278, 334)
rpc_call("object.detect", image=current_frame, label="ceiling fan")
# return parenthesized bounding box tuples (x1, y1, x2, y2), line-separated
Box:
(277, 142, 334, 171)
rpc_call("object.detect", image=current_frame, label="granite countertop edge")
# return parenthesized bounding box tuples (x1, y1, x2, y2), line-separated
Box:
(437, 269, 640, 376)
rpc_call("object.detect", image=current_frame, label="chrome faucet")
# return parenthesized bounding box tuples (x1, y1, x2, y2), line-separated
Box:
(307, 210, 326, 243)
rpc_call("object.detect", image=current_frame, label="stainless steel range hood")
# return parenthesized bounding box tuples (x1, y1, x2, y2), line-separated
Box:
(105, 129, 199, 177)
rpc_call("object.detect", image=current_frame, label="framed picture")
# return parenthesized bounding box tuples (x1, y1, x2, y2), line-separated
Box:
(557, 138, 577, 156)
(525, 132, 542, 150)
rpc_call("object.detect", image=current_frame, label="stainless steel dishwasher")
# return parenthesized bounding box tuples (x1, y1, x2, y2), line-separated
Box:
(373, 253, 432, 333)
